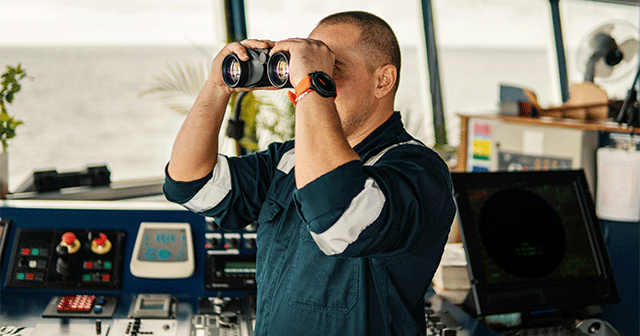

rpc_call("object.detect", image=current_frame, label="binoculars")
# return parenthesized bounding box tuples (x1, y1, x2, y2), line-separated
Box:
(221, 49, 292, 89)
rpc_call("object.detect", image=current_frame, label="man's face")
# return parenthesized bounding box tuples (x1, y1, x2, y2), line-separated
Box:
(308, 23, 378, 139)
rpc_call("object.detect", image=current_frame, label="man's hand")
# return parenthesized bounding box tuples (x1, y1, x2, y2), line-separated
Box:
(270, 38, 335, 88)
(209, 39, 276, 94)
(168, 39, 275, 182)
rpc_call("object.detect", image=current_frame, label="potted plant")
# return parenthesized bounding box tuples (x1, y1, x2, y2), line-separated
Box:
(0, 63, 28, 197)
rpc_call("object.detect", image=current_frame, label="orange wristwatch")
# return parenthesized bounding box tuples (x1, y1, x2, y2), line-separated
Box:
(288, 72, 337, 105)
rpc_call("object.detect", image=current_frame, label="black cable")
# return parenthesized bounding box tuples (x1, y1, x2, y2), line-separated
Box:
(615, 66, 640, 126)
(226, 91, 248, 141)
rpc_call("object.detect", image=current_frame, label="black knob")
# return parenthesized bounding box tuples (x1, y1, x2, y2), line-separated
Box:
(55, 262, 70, 278)
(55, 245, 71, 277)
(56, 244, 69, 257)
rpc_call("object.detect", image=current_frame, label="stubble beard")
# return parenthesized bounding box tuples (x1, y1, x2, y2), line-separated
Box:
(340, 102, 374, 142)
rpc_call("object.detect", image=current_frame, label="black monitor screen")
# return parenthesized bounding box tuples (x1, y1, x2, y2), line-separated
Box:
(451, 170, 619, 316)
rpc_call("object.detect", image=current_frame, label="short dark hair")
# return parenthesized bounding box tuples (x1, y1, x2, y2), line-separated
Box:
(318, 11, 401, 93)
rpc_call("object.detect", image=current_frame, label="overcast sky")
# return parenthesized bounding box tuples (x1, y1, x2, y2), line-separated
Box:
(1, 0, 637, 47)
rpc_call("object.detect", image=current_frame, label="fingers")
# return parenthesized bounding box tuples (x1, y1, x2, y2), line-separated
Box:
(270, 38, 335, 86)
(225, 39, 275, 61)
(269, 38, 330, 55)
(209, 39, 275, 90)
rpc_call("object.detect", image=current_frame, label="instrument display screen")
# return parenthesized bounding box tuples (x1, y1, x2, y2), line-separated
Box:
(136, 228, 188, 262)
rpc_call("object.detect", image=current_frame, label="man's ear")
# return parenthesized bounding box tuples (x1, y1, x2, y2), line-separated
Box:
(374, 64, 397, 99)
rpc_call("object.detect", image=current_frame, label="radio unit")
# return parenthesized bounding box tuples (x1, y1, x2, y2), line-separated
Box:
(205, 253, 256, 291)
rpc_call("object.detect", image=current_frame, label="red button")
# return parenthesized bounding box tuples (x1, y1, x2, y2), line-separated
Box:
(26, 273, 35, 280)
(102, 274, 110, 282)
(84, 261, 93, 269)
(22, 248, 30, 255)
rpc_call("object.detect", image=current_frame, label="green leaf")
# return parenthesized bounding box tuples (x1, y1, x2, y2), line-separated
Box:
(0, 63, 29, 149)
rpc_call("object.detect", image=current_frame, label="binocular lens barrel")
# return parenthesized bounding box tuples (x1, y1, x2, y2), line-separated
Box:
(267, 51, 291, 88)
(227, 59, 242, 83)
(222, 49, 271, 88)
(221, 49, 292, 89)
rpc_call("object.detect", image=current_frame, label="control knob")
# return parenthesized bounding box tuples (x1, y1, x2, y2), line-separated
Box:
(90, 232, 112, 255)
(60, 232, 81, 254)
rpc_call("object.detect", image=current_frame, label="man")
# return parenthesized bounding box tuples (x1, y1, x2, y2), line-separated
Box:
(164, 11, 456, 336)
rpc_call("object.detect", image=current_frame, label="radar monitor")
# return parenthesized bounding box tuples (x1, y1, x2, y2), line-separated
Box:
(451, 170, 619, 316)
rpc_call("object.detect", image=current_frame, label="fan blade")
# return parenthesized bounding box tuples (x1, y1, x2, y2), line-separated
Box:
(620, 39, 639, 62)
(594, 58, 614, 79)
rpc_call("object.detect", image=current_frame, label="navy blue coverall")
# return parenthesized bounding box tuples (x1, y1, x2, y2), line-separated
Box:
(164, 112, 457, 335)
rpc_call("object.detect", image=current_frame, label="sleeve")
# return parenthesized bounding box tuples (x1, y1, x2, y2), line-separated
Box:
(163, 141, 292, 230)
(293, 144, 456, 258)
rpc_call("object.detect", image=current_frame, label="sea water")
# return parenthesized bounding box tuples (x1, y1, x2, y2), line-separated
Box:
(0, 45, 552, 190)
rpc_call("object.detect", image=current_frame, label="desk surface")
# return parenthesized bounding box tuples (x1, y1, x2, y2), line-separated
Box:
(0, 292, 195, 335)
(458, 114, 640, 133)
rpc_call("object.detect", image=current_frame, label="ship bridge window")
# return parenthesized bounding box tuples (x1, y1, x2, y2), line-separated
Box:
(0, 0, 637, 193)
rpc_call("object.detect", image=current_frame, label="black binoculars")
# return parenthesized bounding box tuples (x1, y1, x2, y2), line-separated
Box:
(221, 49, 292, 89)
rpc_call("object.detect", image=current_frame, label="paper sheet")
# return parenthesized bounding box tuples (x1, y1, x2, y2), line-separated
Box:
(596, 147, 640, 222)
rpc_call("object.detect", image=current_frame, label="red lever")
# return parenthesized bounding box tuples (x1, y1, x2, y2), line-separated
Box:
(93, 233, 108, 246)
(61, 232, 76, 245)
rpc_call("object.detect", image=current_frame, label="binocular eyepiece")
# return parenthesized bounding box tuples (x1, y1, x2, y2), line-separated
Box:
(221, 49, 292, 89)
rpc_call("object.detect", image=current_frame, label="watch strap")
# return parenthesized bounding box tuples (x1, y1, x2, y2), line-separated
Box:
(288, 72, 336, 106)
(288, 75, 313, 106)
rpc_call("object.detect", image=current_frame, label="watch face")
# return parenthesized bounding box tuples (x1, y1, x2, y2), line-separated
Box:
(310, 72, 337, 98)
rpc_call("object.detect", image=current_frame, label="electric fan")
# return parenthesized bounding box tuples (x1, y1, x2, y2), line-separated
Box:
(576, 20, 639, 83)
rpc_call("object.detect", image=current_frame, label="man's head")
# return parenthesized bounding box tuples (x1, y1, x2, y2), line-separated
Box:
(309, 11, 400, 143)
(317, 11, 401, 95)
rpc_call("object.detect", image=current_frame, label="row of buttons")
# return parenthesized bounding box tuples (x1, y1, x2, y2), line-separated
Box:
(82, 272, 111, 283)
(205, 234, 257, 250)
(83, 260, 113, 270)
(21, 247, 48, 257)
(18, 258, 46, 269)
(15, 272, 44, 281)
(18, 271, 113, 283)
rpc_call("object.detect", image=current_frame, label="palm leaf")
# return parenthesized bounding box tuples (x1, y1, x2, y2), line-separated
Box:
(142, 59, 295, 154)
(141, 61, 208, 114)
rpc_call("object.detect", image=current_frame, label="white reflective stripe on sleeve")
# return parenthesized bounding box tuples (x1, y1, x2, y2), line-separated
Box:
(309, 177, 386, 255)
(364, 139, 422, 166)
(277, 148, 295, 174)
(183, 155, 232, 213)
